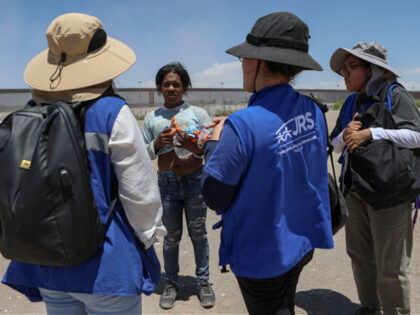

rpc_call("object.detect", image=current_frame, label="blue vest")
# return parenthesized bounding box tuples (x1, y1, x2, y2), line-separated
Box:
(2, 96, 160, 301)
(341, 84, 400, 131)
(219, 85, 334, 279)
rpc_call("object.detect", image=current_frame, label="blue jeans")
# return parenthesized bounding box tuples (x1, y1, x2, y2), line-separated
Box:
(39, 288, 141, 315)
(158, 167, 210, 283)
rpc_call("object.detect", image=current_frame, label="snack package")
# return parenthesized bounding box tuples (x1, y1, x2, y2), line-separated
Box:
(169, 117, 212, 147)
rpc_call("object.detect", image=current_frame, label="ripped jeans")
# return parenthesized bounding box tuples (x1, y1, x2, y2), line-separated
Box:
(158, 167, 209, 283)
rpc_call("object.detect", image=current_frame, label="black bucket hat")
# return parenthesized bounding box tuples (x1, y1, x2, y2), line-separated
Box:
(226, 12, 322, 71)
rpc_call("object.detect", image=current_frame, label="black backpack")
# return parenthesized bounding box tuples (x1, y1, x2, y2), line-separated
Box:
(345, 83, 420, 209)
(310, 95, 348, 234)
(0, 101, 109, 266)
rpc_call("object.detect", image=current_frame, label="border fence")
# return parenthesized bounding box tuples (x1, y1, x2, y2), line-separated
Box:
(2, 88, 419, 116)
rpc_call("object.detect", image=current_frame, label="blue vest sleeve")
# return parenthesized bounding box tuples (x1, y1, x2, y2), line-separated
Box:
(203, 120, 247, 185)
(201, 121, 247, 209)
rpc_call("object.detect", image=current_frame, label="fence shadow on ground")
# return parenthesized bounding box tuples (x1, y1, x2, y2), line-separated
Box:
(295, 288, 359, 315)
(153, 273, 198, 301)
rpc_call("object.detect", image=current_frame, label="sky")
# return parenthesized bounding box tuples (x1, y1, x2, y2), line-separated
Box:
(1, 0, 420, 90)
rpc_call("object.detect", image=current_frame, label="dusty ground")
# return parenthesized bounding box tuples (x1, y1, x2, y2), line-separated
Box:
(0, 110, 419, 314)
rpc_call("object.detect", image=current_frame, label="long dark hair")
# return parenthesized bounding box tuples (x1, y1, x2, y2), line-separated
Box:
(155, 62, 192, 91)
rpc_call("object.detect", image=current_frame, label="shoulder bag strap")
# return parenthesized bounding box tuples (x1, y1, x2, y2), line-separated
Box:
(308, 94, 339, 184)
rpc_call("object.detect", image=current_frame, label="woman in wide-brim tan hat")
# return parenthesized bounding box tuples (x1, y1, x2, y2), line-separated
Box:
(200, 12, 334, 315)
(23, 12, 136, 104)
(3, 12, 166, 315)
(329, 42, 420, 315)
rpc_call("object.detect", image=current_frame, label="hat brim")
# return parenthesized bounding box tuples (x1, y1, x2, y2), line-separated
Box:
(226, 41, 323, 71)
(31, 81, 111, 104)
(330, 47, 400, 77)
(24, 37, 136, 92)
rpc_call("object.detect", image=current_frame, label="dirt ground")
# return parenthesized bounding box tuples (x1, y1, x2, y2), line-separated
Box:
(0, 110, 419, 314)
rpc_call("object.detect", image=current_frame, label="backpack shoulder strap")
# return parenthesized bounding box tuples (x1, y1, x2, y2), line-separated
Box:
(307, 94, 332, 149)
(378, 82, 403, 113)
(306, 94, 349, 231)
(25, 100, 37, 108)
(306, 94, 340, 181)
(51, 100, 119, 224)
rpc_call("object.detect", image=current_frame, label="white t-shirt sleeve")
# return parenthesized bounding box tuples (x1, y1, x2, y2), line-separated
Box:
(331, 131, 346, 153)
(109, 105, 167, 248)
(142, 113, 159, 160)
(370, 127, 420, 149)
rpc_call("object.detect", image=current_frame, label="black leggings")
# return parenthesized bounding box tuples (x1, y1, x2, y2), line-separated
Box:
(236, 250, 314, 315)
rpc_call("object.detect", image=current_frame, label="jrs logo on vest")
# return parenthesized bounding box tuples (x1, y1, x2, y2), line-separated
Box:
(276, 112, 317, 155)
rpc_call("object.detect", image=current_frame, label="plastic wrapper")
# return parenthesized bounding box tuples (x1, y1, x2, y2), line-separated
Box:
(169, 117, 212, 148)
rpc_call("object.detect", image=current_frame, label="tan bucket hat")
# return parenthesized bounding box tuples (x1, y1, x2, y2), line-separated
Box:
(24, 13, 136, 92)
(330, 42, 400, 77)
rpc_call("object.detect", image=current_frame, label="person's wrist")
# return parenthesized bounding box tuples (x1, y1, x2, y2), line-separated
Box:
(365, 129, 372, 141)
(196, 146, 204, 154)
(193, 151, 204, 158)
(154, 139, 161, 153)
(210, 132, 221, 141)
(343, 129, 349, 138)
